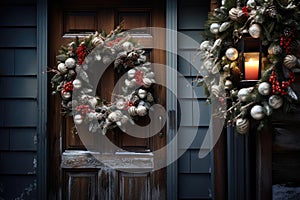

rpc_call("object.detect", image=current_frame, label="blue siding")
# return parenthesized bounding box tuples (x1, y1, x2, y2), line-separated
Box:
(0, 1, 38, 199)
(177, 0, 212, 199)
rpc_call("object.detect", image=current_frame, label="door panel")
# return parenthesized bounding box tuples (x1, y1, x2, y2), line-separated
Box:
(48, 0, 166, 199)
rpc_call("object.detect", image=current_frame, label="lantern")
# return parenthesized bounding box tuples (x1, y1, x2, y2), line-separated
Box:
(239, 37, 266, 85)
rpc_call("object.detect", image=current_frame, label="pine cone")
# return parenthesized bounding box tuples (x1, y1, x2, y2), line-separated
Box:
(265, 5, 277, 18)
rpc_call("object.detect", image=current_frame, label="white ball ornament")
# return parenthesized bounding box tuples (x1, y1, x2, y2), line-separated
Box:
(72, 79, 82, 89)
(236, 118, 250, 134)
(249, 24, 261, 38)
(210, 23, 220, 34)
(122, 41, 134, 52)
(65, 58, 76, 68)
(74, 114, 83, 125)
(258, 82, 271, 96)
(268, 95, 283, 109)
(225, 48, 239, 61)
(62, 91, 71, 100)
(136, 106, 147, 116)
(57, 63, 67, 73)
(127, 69, 136, 79)
(247, 0, 256, 9)
(138, 89, 147, 99)
(250, 105, 265, 120)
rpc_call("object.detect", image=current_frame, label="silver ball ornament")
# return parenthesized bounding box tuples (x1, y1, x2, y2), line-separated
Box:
(237, 88, 250, 102)
(249, 24, 261, 38)
(72, 79, 82, 89)
(210, 23, 220, 34)
(225, 48, 239, 61)
(258, 82, 271, 96)
(250, 105, 265, 120)
(65, 58, 76, 68)
(122, 41, 134, 52)
(236, 118, 250, 134)
(268, 95, 283, 109)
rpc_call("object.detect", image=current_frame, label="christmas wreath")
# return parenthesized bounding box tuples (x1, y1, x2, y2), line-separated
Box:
(50, 25, 156, 134)
(198, 0, 300, 134)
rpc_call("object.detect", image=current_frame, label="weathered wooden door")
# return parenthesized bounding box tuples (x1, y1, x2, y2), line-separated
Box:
(48, 0, 166, 199)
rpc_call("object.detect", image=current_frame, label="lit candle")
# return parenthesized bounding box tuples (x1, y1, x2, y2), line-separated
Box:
(244, 58, 259, 80)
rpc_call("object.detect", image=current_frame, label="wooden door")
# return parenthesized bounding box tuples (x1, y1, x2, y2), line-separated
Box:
(48, 0, 166, 199)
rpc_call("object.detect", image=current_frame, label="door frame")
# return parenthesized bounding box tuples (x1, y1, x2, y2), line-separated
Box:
(166, 0, 178, 199)
(37, 0, 48, 199)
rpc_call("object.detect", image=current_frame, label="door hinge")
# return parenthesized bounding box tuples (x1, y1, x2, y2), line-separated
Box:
(168, 110, 176, 130)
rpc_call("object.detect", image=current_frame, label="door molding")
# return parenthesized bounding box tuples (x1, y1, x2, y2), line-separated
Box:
(166, 0, 178, 199)
(37, 0, 48, 199)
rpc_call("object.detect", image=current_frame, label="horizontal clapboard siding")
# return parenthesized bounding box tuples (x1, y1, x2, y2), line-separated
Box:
(177, 0, 213, 199)
(0, 1, 38, 199)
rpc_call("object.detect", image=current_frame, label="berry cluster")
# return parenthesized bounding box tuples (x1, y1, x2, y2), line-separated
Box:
(62, 81, 74, 93)
(279, 28, 295, 54)
(242, 6, 249, 17)
(269, 68, 295, 95)
(75, 44, 87, 65)
(134, 70, 144, 85)
(76, 104, 92, 115)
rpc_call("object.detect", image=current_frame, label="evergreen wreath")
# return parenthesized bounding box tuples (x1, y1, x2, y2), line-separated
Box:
(198, 0, 300, 134)
(50, 25, 156, 135)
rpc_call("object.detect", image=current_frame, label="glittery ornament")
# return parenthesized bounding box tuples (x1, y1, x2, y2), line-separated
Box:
(249, 24, 261, 38)
(72, 79, 82, 89)
(65, 58, 76, 68)
(108, 111, 122, 122)
(283, 55, 297, 69)
(236, 118, 250, 134)
(74, 114, 83, 125)
(225, 48, 238, 61)
(258, 82, 271, 96)
(268, 95, 283, 109)
(210, 23, 220, 34)
(268, 44, 282, 55)
(250, 105, 265, 120)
